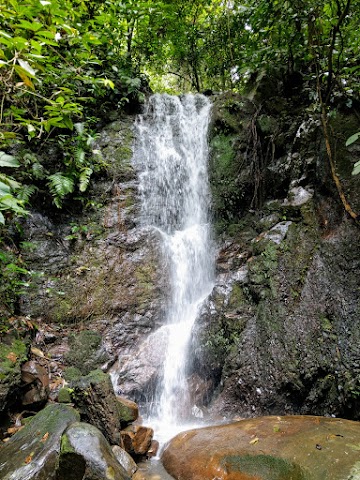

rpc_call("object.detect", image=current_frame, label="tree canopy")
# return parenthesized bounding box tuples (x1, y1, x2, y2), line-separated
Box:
(0, 0, 359, 220)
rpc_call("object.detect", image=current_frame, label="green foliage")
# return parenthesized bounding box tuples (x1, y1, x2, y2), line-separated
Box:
(346, 132, 360, 175)
(0, 243, 31, 328)
(0, 0, 145, 212)
(0, 339, 28, 380)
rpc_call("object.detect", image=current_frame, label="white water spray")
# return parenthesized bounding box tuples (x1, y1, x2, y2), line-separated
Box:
(134, 93, 214, 442)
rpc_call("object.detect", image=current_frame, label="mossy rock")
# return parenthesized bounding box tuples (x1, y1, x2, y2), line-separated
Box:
(0, 403, 79, 480)
(0, 336, 29, 412)
(68, 369, 121, 445)
(58, 387, 72, 403)
(65, 330, 109, 375)
(58, 422, 131, 480)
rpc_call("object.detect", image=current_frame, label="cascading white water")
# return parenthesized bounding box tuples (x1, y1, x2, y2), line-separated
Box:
(134, 93, 214, 441)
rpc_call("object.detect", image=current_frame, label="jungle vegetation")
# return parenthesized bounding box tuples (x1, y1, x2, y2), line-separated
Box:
(0, 0, 359, 324)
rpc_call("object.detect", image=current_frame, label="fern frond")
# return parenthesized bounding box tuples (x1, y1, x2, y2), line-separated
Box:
(17, 184, 37, 202)
(47, 173, 74, 207)
(79, 167, 93, 192)
(75, 147, 85, 165)
(32, 162, 45, 179)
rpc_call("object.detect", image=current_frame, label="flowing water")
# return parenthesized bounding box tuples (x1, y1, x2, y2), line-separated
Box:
(134, 93, 215, 446)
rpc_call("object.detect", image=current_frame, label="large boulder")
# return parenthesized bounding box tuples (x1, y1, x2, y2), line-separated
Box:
(68, 369, 121, 445)
(112, 445, 138, 477)
(0, 403, 79, 480)
(57, 422, 131, 480)
(162, 415, 360, 480)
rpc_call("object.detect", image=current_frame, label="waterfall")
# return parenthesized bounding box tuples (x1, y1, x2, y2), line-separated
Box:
(134, 93, 214, 440)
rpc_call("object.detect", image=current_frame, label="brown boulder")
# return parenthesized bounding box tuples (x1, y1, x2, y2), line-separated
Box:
(21, 360, 49, 406)
(117, 395, 139, 425)
(121, 425, 154, 456)
(162, 415, 360, 480)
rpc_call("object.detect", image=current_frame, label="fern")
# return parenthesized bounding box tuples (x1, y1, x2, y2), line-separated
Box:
(32, 162, 45, 179)
(47, 173, 74, 207)
(17, 185, 37, 202)
(79, 167, 93, 192)
(75, 147, 85, 165)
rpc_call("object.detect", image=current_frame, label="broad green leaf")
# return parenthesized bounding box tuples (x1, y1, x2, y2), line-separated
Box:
(0, 175, 20, 189)
(15, 21, 44, 32)
(346, 132, 360, 147)
(0, 181, 11, 195)
(0, 152, 20, 168)
(352, 161, 360, 176)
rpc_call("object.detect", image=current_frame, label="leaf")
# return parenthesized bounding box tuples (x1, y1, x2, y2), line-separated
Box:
(0, 181, 11, 195)
(47, 173, 74, 205)
(15, 20, 44, 32)
(346, 132, 360, 147)
(352, 160, 360, 176)
(17, 59, 36, 77)
(14, 68, 35, 90)
(0, 152, 20, 168)
(0, 211, 4, 224)
(24, 455, 33, 464)
(40, 432, 49, 443)
(31, 347, 45, 358)
(79, 167, 93, 192)
(249, 437, 259, 445)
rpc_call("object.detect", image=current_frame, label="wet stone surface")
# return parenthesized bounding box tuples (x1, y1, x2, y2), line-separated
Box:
(162, 415, 360, 480)
(0, 403, 79, 480)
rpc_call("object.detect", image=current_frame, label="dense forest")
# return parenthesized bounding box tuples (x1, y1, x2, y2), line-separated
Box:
(1, 0, 359, 216)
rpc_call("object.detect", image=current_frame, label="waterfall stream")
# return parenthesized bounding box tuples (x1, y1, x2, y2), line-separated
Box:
(134, 93, 215, 444)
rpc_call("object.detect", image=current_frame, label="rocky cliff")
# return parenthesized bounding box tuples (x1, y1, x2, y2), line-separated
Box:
(2, 88, 359, 424)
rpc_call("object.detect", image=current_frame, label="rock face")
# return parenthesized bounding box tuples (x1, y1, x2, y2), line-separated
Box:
(0, 403, 79, 480)
(57, 422, 131, 480)
(189, 92, 360, 420)
(162, 415, 360, 480)
(10, 91, 360, 423)
(12, 113, 168, 412)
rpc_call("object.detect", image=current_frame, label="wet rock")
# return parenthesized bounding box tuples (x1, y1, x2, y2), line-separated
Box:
(121, 425, 154, 456)
(147, 440, 159, 458)
(117, 396, 139, 425)
(69, 369, 121, 445)
(21, 360, 49, 406)
(262, 220, 293, 245)
(115, 326, 169, 402)
(284, 185, 313, 207)
(112, 445, 138, 476)
(0, 403, 79, 480)
(57, 422, 131, 480)
(162, 415, 360, 480)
